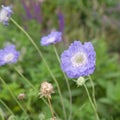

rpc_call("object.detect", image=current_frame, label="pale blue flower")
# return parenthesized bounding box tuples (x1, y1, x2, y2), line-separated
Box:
(60, 41, 96, 78)
(40, 31, 62, 46)
(0, 45, 20, 66)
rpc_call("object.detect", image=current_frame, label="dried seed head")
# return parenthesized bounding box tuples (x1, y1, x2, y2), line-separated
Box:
(40, 82, 54, 98)
(17, 93, 26, 100)
(50, 117, 56, 120)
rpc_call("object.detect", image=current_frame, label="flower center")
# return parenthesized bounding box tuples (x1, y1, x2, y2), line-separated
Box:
(49, 37, 55, 42)
(71, 52, 87, 67)
(48, 37, 55, 43)
(4, 53, 14, 62)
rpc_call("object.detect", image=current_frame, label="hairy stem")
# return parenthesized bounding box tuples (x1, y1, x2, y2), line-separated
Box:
(84, 84, 99, 120)
(0, 99, 14, 115)
(0, 77, 27, 115)
(88, 75, 97, 108)
(47, 97, 55, 120)
(53, 45, 72, 120)
(10, 18, 66, 120)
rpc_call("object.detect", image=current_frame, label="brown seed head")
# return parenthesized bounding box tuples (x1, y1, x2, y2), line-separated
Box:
(17, 93, 26, 100)
(40, 82, 54, 98)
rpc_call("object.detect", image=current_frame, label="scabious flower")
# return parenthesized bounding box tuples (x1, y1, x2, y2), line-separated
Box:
(60, 41, 96, 78)
(40, 31, 62, 46)
(0, 5, 13, 25)
(0, 45, 20, 66)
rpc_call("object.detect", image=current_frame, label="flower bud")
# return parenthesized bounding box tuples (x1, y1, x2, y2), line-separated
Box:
(76, 77, 85, 86)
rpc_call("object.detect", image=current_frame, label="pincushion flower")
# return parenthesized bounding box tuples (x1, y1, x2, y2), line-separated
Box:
(0, 45, 20, 66)
(40, 31, 62, 46)
(0, 5, 13, 25)
(60, 41, 96, 78)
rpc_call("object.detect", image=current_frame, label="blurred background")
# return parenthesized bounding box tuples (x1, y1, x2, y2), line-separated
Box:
(0, 0, 120, 120)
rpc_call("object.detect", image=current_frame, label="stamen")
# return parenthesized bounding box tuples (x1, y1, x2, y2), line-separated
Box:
(4, 53, 14, 62)
(71, 52, 87, 67)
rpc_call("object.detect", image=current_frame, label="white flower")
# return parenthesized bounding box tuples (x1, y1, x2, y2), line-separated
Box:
(0, 5, 13, 25)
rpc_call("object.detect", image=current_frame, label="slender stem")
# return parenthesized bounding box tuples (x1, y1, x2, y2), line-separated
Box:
(53, 45, 72, 120)
(0, 99, 14, 115)
(14, 67, 35, 89)
(14, 67, 49, 107)
(0, 77, 27, 115)
(10, 18, 66, 120)
(83, 84, 99, 120)
(88, 75, 97, 108)
(0, 107, 5, 120)
(47, 97, 55, 120)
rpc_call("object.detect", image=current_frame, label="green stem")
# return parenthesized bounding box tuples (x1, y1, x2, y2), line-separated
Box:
(0, 114, 4, 120)
(83, 84, 99, 120)
(10, 18, 66, 120)
(47, 97, 55, 119)
(88, 75, 97, 108)
(14, 67, 35, 89)
(0, 107, 5, 120)
(53, 45, 72, 120)
(0, 99, 14, 115)
(0, 77, 27, 115)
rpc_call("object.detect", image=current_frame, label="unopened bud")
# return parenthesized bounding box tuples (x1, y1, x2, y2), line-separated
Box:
(76, 77, 85, 86)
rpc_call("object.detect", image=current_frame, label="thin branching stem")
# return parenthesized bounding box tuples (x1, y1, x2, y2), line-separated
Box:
(0, 114, 4, 120)
(14, 67, 49, 107)
(0, 76, 28, 115)
(14, 67, 35, 89)
(88, 75, 97, 108)
(83, 83, 99, 120)
(0, 99, 14, 115)
(53, 45, 72, 120)
(10, 18, 66, 120)
(47, 97, 55, 120)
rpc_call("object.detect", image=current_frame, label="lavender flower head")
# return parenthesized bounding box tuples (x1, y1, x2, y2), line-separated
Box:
(60, 41, 96, 78)
(40, 31, 62, 46)
(0, 45, 20, 66)
(0, 5, 13, 25)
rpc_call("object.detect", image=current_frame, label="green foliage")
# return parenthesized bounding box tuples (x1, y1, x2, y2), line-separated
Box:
(0, 0, 120, 120)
